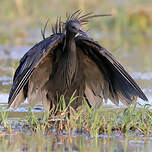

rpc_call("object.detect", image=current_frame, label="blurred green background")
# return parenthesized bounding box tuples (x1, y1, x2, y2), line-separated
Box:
(0, 0, 152, 46)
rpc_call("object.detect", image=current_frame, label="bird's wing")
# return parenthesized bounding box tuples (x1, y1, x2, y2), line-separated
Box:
(8, 34, 64, 108)
(76, 36, 148, 106)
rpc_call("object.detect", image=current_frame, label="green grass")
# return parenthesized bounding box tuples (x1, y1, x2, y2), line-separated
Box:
(0, 107, 9, 128)
(1, 98, 150, 138)
(1, 99, 152, 138)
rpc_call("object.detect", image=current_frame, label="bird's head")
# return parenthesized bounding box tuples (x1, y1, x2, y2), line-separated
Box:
(65, 20, 84, 37)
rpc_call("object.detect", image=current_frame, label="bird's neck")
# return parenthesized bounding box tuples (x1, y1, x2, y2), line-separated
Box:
(63, 34, 78, 87)
(65, 34, 76, 53)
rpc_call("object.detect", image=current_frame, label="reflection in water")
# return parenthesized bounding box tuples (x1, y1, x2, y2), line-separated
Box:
(0, 131, 152, 152)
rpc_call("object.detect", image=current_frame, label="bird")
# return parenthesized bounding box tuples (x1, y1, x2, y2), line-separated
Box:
(8, 10, 148, 111)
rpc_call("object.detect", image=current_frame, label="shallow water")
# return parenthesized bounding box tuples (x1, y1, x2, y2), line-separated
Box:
(0, 132, 152, 152)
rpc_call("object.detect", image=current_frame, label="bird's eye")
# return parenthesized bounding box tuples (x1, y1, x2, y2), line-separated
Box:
(72, 26, 76, 29)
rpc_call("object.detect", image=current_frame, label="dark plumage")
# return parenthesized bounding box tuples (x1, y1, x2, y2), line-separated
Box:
(8, 11, 148, 110)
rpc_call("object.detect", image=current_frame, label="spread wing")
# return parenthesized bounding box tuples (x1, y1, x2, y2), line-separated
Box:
(8, 34, 64, 108)
(76, 36, 148, 106)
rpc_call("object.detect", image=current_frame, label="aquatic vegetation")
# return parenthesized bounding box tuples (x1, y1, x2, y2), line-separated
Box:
(1, 93, 151, 138)
(0, 107, 9, 128)
(26, 108, 49, 134)
(15, 98, 152, 138)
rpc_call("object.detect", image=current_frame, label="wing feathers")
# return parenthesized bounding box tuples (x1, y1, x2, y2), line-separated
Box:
(77, 37, 148, 106)
(9, 89, 25, 109)
(8, 34, 64, 108)
(28, 54, 52, 107)
(101, 50, 147, 100)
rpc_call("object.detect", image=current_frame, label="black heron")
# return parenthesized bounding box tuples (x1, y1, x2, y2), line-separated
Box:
(8, 11, 148, 111)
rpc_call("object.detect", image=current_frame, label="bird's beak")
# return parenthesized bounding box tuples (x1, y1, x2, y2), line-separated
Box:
(75, 29, 88, 38)
(75, 33, 80, 38)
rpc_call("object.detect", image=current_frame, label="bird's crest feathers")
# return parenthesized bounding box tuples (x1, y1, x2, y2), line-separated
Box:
(50, 10, 111, 34)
